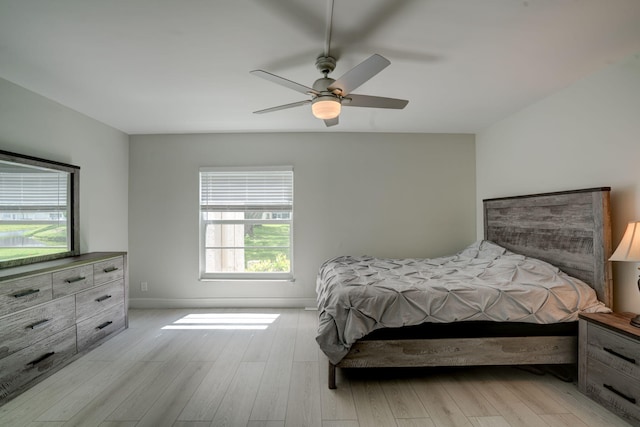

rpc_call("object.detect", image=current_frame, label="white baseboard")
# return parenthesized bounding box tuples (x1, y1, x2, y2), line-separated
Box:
(129, 297, 317, 309)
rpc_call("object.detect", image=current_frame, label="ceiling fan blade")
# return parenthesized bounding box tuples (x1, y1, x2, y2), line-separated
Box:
(343, 94, 408, 109)
(327, 54, 390, 95)
(250, 70, 319, 95)
(253, 100, 311, 114)
(324, 116, 339, 127)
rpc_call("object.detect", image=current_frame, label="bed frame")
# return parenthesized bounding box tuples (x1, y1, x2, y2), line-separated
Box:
(327, 187, 612, 389)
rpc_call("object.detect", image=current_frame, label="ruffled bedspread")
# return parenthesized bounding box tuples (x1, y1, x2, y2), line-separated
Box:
(315, 240, 610, 364)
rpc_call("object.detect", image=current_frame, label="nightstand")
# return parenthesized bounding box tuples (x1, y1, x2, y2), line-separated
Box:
(579, 312, 640, 426)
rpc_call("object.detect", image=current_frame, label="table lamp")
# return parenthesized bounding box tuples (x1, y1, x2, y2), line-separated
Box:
(609, 221, 640, 327)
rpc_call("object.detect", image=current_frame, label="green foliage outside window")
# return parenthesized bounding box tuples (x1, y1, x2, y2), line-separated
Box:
(244, 224, 291, 272)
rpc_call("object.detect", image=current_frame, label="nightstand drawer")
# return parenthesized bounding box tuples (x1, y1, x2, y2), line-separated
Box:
(52, 265, 94, 298)
(0, 274, 52, 317)
(0, 326, 77, 401)
(76, 304, 125, 351)
(585, 357, 640, 425)
(93, 256, 124, 286)
(0, 296, 75, 359)
(587, 323, 640, 381)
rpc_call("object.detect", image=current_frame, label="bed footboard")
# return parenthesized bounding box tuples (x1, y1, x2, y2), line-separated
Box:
(327, 335, 577, 389)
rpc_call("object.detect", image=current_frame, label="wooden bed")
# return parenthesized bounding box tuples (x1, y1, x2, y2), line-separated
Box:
(327, 187, 613, 389)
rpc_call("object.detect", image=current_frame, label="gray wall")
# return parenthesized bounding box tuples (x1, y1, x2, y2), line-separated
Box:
(0, 78, 129, 254)
(476, 53, 640, 312)
(129, 132, 476, 307)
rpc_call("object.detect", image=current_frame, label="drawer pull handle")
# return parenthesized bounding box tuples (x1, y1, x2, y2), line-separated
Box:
(603, 347, 636, 364)
(13, 288, 40, 298)
(103, 266, 119, 273)
(95, 295, 112, 302)
(27, 352, 55, 366)
(96, 321, 113, 330)
(28, 319, 52, 330)
(65, 276, 86, 284)
(603, 384, 637, 404)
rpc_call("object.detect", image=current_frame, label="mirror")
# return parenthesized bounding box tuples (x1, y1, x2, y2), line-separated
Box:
(0, 149, 79, 268)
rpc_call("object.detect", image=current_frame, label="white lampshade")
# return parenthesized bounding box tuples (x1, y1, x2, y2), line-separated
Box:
(312, 96, 341, 120)
(610, 221, 640, 261)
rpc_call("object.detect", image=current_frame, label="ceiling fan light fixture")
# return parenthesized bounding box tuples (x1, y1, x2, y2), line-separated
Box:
(312, 96, 341, 120)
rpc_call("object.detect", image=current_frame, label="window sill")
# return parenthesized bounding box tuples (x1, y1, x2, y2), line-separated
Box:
(199, 277, 296, 283)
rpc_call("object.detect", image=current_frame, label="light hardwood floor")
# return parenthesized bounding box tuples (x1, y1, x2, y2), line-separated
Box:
(0, 308, 632, 427)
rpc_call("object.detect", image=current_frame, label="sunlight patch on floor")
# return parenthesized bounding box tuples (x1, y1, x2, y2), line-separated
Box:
(161, 312, 280, 330)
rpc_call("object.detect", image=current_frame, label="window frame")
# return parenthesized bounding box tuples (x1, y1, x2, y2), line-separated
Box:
(198, 166, 294, 281)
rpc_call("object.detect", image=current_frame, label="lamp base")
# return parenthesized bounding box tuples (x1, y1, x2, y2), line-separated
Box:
(631, 314, 640, 328)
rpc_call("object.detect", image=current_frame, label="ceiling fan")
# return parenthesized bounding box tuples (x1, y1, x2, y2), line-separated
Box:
(250, 0, 409, 127)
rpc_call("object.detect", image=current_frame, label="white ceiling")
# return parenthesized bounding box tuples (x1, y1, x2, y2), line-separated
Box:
(1, 0, 640, 135)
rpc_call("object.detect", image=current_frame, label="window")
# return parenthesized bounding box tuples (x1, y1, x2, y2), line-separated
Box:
(199, 167, 293, 280)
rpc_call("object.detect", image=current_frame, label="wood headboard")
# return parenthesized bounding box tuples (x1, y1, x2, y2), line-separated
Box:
(483, 187, 613, 308)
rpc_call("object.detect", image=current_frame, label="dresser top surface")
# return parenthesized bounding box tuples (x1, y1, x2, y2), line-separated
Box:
(0, 252, 126, 282)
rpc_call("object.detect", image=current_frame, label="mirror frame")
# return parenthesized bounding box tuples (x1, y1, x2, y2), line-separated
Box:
(0, 149, 80, 268)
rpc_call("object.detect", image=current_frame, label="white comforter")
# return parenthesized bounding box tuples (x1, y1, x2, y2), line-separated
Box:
(315, 240, 610, 364)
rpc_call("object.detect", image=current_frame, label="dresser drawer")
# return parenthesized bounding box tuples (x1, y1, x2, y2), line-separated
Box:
(0, 296, 75, 360)
(585, 357, 640, 425)
(587, 323, 640, 381)
(52, 265, 94, 298)
(93, 256, 124, 286)
(75, 280, 124, 322)
(0, 326, 77, 401)
(0, 274, 52, 317)
(76, 304, 125, 351)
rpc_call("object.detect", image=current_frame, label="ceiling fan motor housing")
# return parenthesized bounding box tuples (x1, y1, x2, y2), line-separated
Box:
(315, 56, 336, 75)
(312, 77, 338, 95)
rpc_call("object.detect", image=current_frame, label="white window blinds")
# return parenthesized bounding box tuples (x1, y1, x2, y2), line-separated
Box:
(200, 167, 293, 212)
(0, 172, 68, 210)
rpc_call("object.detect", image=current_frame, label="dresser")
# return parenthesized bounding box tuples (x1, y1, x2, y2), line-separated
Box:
(579, 312, 640, 426)
(0, 252, 127, 405)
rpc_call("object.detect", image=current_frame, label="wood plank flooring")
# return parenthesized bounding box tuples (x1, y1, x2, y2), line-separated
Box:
(0, 308, 632, 427)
